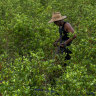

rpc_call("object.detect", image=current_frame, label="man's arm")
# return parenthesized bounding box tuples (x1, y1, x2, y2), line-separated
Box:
(60, 23, 77, 47)
(53, 38, 60, 47)
(55, 38, 60, 42)
(60, 35, 76, 47)
(65, 23, 74, 33)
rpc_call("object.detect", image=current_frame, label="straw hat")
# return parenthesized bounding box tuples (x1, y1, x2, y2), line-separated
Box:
(48, 12, 67, 23)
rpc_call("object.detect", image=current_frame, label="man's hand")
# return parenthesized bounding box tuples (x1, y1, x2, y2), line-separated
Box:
(72, 34, 77, 39)
(60, 42, 66, 47)
(53, 41, 58, 47)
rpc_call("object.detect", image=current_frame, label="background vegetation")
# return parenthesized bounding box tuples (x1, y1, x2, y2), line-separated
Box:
(0, 0, 96, 95)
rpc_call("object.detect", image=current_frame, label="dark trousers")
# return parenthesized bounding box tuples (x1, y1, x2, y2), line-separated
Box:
(60, 47, 72, 60)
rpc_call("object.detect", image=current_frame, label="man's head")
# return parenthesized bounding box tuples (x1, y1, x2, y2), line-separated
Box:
(54, 20, 63, 26)
(48, 12, 67, 25)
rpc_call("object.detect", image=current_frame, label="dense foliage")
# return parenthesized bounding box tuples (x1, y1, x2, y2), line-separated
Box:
(0, 0, 96, 95)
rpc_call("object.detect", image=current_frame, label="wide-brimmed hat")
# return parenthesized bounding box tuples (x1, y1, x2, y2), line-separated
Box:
(48, 12, 67, 23)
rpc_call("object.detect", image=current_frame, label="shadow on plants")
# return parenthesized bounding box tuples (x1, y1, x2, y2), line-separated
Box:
(34, 88, 60, 95)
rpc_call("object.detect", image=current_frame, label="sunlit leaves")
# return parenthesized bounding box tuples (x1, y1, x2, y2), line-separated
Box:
(0, 0, 96, 96)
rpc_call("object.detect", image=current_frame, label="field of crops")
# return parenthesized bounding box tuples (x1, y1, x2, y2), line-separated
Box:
(0, 0, 96, 95)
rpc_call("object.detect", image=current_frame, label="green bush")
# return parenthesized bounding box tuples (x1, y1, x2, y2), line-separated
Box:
(0, 0, 96, 95)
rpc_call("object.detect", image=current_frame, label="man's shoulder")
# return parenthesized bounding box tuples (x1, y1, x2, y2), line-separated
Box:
(64, 22, 71, 27)
(64, 22, 73, 29)
(64, 22, 74, 33)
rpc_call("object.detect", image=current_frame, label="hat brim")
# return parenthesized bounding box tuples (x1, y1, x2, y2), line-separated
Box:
(48, 16, 67, 23)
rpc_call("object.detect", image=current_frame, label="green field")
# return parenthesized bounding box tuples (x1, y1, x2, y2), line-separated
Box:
(0, 0, 96, 95)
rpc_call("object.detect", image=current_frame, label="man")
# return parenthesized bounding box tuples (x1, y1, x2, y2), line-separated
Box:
(48, 12, 76, 60)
